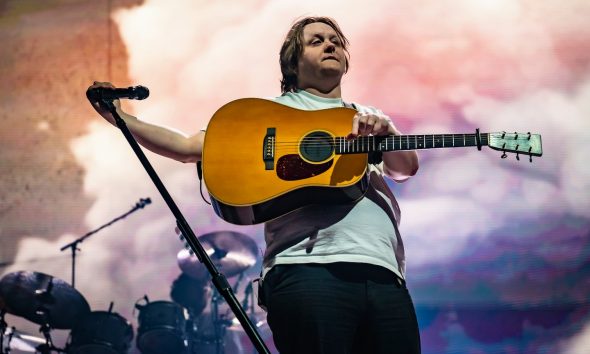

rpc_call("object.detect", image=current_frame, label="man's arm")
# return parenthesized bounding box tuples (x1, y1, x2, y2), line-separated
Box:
(351, 112, 419, 182)
(381, 149, 419, 182)
(87, 82, 204, 163)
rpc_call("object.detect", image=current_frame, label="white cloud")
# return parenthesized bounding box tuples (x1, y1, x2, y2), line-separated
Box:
(562, 320, 590, 354)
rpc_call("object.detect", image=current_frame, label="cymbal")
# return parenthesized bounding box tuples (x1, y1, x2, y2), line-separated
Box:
(177, 231, 259, 279)
(0, 271, 90, 329)
(2, 327, 46, 352)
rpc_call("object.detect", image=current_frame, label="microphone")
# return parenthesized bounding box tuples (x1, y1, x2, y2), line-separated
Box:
(136, 197, 151, 208)
(86, 85, 149, 101)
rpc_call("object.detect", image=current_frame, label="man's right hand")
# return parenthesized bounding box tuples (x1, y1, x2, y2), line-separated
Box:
(86, 81, 124, 126)
(85, 81, 203, 163)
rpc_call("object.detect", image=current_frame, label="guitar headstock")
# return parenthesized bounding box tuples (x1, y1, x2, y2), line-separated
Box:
(488, 132, 542, 161)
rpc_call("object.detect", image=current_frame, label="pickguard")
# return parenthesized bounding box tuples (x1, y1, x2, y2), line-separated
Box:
(276, 154, 333, 181)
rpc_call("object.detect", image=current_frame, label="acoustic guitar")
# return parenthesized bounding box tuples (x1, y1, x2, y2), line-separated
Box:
(202, 98, 542, 225)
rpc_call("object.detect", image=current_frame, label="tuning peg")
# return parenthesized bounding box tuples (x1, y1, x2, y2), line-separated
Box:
(514, 132, 518, 140)
(516, 152, 520, 161)
(527, 132, 531, 140)
(501, 152, 508, 159)
(178, 233, 185, 241)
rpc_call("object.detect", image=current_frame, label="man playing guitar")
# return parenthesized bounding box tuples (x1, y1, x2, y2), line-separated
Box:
(88, 16, 420, 354)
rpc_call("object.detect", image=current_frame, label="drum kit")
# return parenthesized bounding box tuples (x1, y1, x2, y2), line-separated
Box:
(0, 231, 267, 354)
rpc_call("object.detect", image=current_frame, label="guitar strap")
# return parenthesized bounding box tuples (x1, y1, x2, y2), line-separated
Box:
(364, 172, 406, 278)
(343, 101, 384, 165)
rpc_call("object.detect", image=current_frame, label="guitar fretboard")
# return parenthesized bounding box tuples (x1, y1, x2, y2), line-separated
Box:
(335, 133, 489, 154)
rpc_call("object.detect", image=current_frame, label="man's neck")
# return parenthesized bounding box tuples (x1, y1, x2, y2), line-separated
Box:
(300, 85, 342, 99)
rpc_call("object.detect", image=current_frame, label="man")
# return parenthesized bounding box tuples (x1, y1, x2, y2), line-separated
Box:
(88, 16, 420, 354)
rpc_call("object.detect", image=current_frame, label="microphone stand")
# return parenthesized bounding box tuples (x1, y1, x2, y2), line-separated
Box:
(60, 198, 151, 288)
(102, 100, 270, 354)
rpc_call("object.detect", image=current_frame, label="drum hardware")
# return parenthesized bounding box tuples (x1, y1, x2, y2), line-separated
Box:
(34, 278, 57, 353)
(189, 310, 240, 354)
(0, 271, 93, 353)
(33, 308, 60, 354)
(0, 271, 90, 330)
(189, 277, 270, 354)
(241, 281, 254, 317)
(211, 283, 230, 354)
(174, 230, 261, 354)
(67, 303, 133, 354)
(0, 310, 7, 353)
(176, 231, 259, 281)
(1, 304, 61, 353)
(134, 296, 188, 354)
(170, 274, 210, 319)
(59, 198, 151, 288)
(188, 284, 235, 354)
(227, 281, 271, 354)
(1, 326, 46, 353)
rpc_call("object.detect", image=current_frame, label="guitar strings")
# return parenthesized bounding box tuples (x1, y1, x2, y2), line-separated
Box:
(269, 134, 482, 143)
(272, 137, 483, 146)
(270, 134, 481, 140)
(264, 134, 497, 151)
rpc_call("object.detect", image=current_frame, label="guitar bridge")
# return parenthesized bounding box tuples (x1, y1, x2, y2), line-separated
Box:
(263, 127, 275, 170)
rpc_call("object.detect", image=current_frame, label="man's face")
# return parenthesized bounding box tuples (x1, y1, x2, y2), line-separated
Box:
(297, 22, 347, 89)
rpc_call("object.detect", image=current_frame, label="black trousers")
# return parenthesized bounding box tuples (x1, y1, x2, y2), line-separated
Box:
(261, 263, 421, 354)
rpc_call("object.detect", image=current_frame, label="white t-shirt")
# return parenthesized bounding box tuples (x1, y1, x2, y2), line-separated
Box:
(263, 90, 406, 280)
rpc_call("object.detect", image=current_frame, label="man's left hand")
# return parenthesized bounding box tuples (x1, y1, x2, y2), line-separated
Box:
(350, 112, 400, 138)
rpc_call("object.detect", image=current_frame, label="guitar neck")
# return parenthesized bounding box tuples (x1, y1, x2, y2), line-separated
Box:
(335, 133, 489, 154)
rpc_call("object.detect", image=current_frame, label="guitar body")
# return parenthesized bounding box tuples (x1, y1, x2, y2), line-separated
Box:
(203, 98, 369, 225)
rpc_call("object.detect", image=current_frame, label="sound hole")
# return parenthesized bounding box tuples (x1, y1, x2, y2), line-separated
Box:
(300, 132, 334, 163)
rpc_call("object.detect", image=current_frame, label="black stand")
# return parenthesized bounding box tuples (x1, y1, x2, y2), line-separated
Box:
(33, 315, 66, 354)
(0, 310, 6, 354)
(35, 317, 55, 354)
(59, 198, 151, 288)
(210, 286, 230, 354)
(242, 281, 259, 354)
(102, 100, 270, 354)
(33, 279, 65, 354)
